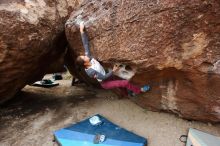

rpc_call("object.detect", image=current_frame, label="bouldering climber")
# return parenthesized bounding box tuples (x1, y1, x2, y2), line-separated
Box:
(76, 22, 150, 95)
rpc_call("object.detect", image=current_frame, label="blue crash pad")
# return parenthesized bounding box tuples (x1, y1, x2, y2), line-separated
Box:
(54, 114, 147, 146)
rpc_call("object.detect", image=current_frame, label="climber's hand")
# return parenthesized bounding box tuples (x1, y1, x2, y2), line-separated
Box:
(113, 65, 120, 72)
(80, 21, 85, 33)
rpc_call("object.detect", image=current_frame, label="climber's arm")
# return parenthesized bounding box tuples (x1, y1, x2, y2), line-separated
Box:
(80, 22, 92, 59)
(95, 71, 113, 80)
(94, 65, 119, 80)
(86, 68, 113, 80)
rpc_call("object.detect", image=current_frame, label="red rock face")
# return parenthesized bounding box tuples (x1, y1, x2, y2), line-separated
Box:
(66, 0, 220, 122)
(0, 0, 81, 103)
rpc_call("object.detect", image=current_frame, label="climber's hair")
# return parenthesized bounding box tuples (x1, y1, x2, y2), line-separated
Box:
(76, 56, 85, 67)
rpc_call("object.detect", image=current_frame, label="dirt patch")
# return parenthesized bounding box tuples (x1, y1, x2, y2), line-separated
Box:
(0, 78, 220, 146)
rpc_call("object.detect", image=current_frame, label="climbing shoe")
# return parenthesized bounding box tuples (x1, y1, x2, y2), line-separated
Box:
(41, 79, 53, 85)
(141, 85, 150, 92)
(128, 90, 136, 97)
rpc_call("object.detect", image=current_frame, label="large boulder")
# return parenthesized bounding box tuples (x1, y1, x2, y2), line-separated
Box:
(66, 0, 220, 122)
(0, 0, 81, 103)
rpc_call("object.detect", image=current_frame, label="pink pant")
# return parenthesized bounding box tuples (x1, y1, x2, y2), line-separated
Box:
(101, 80, 141, 94)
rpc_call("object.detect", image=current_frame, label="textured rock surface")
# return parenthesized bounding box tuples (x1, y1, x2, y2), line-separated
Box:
(0, 0, 81, 103)
(66, 0, 220, 122)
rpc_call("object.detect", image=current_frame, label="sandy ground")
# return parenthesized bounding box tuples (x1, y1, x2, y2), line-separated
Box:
(0, 77, 220, 146)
